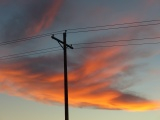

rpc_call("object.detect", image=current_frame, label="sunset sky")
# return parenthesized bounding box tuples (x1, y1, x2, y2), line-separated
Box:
(0, 0, 160, 120)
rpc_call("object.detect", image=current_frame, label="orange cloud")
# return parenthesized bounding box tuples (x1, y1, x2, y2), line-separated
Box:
(0, 39, 160, 111)
(25, 0, 63, 36)
(1, 0, 63, 41)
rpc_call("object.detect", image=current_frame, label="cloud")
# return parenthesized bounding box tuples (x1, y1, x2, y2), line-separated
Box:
(25, 0, 63, 36)
(147, 0, 158, 6)
(0, 0, 160, 112)
(0, 0, 8, 4)
(0, 0, 63, 41)
(0, 34, 160, 111)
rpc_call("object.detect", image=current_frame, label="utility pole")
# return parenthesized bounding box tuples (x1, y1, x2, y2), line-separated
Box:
(51, 30, 73, 120)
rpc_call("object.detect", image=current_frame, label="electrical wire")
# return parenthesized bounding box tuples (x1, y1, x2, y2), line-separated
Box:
(66, 19, 160, 31)
(2, 19, 160, 60)
(0, 30, 64, 46)
(74, 41, 160, 49)
(0, 47, 62, 60)
(67, 22, 160, 34)
(1, 40, 160, 60)
(72, 36, 160, 45)
(0, 46, 61, 58)
(1, 19, 160, 46)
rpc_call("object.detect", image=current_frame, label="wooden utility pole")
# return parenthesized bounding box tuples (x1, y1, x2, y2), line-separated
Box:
(51, 31, 73, 120)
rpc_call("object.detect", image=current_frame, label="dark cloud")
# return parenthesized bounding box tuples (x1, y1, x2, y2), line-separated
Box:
(0, 0, 63, 42)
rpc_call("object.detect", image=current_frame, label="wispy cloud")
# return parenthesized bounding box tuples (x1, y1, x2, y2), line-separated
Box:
(0, 34, 159, 111)
(0, 0, 160, 112)
(0, 0, 63, 40)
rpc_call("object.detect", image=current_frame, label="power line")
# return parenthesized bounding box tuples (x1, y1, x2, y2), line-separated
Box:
(0, 46, 61, 58)
(67, 22, 160, 34)
(0, 34, 48, 46)
(74, 41, 160, 49)
(66, 19, 160, 31)
(0, 47, 62, 60)
(1, 19, 160, 46)
(72, 36, 160, 45)
(0, 30, 64, 46)
(1, 41, 160, 61)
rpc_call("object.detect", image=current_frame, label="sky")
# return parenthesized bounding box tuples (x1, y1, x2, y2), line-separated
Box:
(0, 0, 160, 120)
